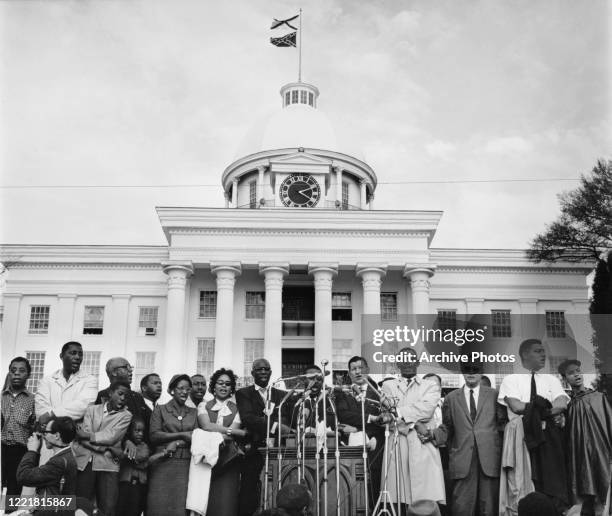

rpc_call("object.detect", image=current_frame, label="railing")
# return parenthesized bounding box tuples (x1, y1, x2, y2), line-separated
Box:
(235, 199, 363, 210)
(281, 320, 315, 336)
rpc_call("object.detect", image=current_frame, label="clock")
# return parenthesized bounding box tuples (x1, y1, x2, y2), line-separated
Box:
(279, 174, 321, 208)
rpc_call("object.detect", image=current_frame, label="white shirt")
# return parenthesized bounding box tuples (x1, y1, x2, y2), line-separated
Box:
(498, 368, 569, 420)
(35, 369, 98, 420)
(464, 384, 480, 410)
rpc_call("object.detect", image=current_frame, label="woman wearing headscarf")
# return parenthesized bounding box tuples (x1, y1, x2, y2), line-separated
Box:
(148, 374, 198, 516)
(197, 368, 247, 516)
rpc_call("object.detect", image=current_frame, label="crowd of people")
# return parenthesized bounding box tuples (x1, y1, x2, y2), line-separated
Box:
(1, 338, 611, 516)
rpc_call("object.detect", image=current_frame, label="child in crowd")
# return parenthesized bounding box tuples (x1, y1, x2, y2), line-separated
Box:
(115, 417, 178, 516)
(73, 380, 132, 516)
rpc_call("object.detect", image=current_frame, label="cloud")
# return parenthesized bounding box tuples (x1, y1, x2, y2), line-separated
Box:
(483, 136, 533, 155)
(425, 140, 457, 160)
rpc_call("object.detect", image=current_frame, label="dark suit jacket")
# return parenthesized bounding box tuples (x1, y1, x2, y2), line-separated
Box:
(442, 386, 506, 479)
(236, 384, 292, 446)
(335, 381, 383, 440)
(17, 447, 77, 515)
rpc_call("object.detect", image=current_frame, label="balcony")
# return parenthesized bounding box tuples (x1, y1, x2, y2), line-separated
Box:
(236, 199, 362, 210)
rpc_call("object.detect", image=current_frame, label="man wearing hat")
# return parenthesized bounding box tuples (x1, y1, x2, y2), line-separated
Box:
(559, 359, 612, 516)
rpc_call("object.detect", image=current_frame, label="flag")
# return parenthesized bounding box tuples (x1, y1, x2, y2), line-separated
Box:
(271, 14, 299, 31)
(270, 31, 296, 48)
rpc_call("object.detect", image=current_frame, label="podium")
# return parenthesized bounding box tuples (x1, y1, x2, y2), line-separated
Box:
(261, 441, 368, 516)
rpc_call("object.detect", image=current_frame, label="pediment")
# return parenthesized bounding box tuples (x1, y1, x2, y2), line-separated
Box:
(270, 152, 332, 166)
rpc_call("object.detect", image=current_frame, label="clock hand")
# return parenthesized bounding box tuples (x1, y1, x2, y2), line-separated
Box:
(298, 187, 313, 198)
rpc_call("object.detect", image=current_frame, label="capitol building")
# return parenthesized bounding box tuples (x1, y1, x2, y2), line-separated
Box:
(0, 80, 593, 391)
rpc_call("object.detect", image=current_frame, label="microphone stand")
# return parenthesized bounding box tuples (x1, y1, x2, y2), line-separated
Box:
(277, 389, 296, 492)
(321, 360, 330, 516)
(359, 383, 370, 516)
(315, 394, 321, 516)
(373, 395, 399, 516)
(263, 384, 272, 510)
(296, 396, 304, 483)
(326, 389, 341, 516)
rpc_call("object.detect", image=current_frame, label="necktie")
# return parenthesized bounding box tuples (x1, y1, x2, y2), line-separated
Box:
(469, 389, 477, 422)
(530, 372, 537, 401)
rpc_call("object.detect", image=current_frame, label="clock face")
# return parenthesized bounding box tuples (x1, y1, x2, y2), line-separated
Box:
(279, 174, 321, 208)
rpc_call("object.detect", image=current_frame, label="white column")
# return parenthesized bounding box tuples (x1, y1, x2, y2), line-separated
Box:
(356, 264, 387, 315)
(56, 294, 77, 343)
(360, 180, 367, 209)
(1, 293, 22, 361)
(369, 192, 374, 210)
(309, 263, 338, 374)
(224, 193, 230, 208)
(259, 263, 289, 378)
(257, 166, 265, 204)
(335, 167, 342, 205)
(404, 265, 436, 314)
(161, 262, 193, 382)
(232, 179, 238, 207)
(211, 262, 241, 370)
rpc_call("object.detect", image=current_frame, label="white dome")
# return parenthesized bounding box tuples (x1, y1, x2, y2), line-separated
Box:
(236, 104, 338, 158)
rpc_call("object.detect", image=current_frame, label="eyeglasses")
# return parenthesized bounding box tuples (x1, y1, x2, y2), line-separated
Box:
(215, 381, 232, 387)
(174, 386, 192, 393)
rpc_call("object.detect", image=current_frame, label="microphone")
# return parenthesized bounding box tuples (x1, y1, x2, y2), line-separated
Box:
(280, 371, 331, 382)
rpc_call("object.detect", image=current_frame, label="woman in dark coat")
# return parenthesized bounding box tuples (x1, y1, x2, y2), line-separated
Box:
(147, 374, 198, 516)
(197, 368, 248, 516)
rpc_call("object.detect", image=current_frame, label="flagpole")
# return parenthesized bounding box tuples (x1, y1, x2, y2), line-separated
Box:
(298, 8, 302, 82)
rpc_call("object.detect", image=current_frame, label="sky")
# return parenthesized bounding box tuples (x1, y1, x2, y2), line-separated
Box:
(1, 0, 610, 249)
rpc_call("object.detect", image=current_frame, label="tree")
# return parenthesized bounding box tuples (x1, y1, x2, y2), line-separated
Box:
(527, 159, 611, 263)
(527, 159, 612, 395)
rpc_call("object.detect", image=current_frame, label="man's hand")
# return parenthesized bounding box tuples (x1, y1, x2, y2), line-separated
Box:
(280, 424, 294, 435)
(27, 433, 42, 452)
(124, 440, 137, 460)
(414, 421, 428, 435)
(338, 424, 358, 434)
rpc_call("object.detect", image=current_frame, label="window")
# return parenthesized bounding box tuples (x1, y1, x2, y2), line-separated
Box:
(29, 305, 50, 334)
(81, 351, 101, 388)
(25, 351, 45, 393)
(332, 293, 352, 321)
(243, 339, 264, 379)
(437, 310, 457, 331)
(381, 293, 398, 321)
(441, 374, 461, 389)
(342, 182, 349, 209)
(197, 339, 215, 378)
(546, 311, 566, 338)
(548, 355, 569, 379)
(199, 291, 217, 318)
(83, 306, 104, 335)
(491, 310, 512, 338)
(300, 90, 307, 104)
(135, 352, 156, 388)
(245, 292, 265, 319)
(308, 92, 314, 106)
(249, 181, 257, 209)
(291, 90, 298, 104)
(285, 92, 290, 105)
(495, 362, 515, 389)
(138, 306, 159, 336)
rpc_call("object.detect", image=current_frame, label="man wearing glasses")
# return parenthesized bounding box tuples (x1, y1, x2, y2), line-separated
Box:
(95, 357, 149, 449)
(236, 358, 294, 516)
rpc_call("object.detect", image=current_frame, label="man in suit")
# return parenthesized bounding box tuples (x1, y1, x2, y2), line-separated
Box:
(335, 356, 385, 508)
(236, 358, 293, 516)
(442, 361, 506, 516)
